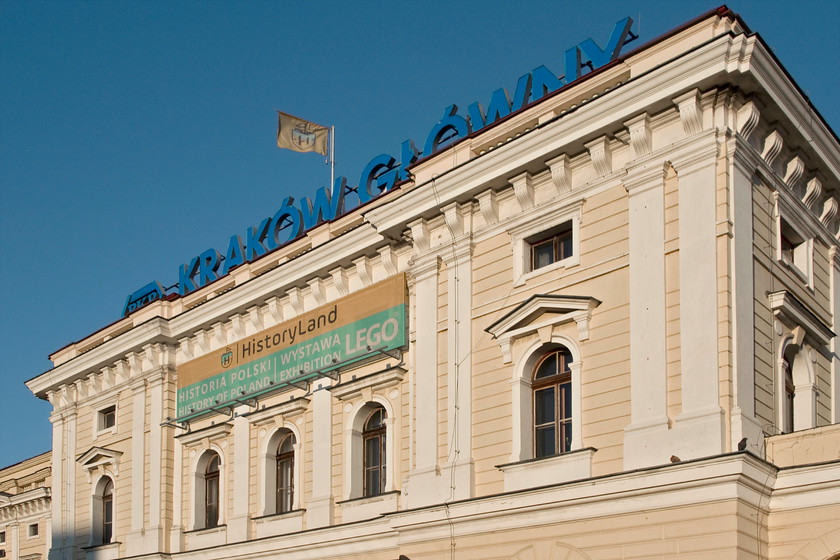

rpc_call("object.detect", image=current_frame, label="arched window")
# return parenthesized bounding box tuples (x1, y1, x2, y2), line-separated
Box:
(533, 348, 573, 458)
(102, 478, 114, 543)
(205, 453, 220, 528)
(275, 433, 295, 514)
(362, 406, 386, 497)
(783, 354, 795, 433)
(91, 476, 115, 545)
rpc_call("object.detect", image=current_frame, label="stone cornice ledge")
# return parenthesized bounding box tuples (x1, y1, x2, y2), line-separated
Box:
(329, 366, 406, 401)
(26, 317, 173, 399)
(364, 34, 754, 237)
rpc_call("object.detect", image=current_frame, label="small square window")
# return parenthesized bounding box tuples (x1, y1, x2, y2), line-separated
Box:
(99, 405, 116, 431)
(528, 222, 573, 271)
(28, 523, 39, 538)
(778, 217, 811, 283)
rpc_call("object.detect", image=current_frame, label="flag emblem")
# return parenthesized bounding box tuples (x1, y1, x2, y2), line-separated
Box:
(277, 111, 328, 156)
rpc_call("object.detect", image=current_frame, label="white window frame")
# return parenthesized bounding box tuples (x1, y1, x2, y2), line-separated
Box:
(94, 402, 118, 438)
(89, 474, 116, 546)
(260, 425, 302, 516)
(509, 199, 582, 287)
(26, 523, 38, 539)
(191, 447, 226, 531)
(343, 398, 396, 501)
(776, 198, 814, 288)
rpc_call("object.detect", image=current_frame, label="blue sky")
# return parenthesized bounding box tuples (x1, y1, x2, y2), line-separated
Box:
(1, 0, 838, 467)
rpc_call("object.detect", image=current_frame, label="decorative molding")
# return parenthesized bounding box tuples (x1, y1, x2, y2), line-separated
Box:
(673, 89, 703, 136)
(246, 397, 310, 426)
(287, 287, 304, 315)
(329, 366, 405, 401)
(784, 154, 806, 192)
(308, 278, 326, 307)
(546, 153, 572, 194)
(407, 218, 431, 253)
(442, 201, 466, 238)
(736, 97, 761, 140)
(509, 171, 534, 210)
(77, 446, 123, 482)
(377, 246, 399, 276)
(820, 197, 838, 229)
(475, 189, 499, 226)
(265, 296, 283, 324)
(624, 113, 652, 158)
(760, 127, 784, 167)
(354, 256, 373, 287)
(176, 422, 233, 447)
(802, 176, 823, 211)
(247, 305, 263, 333)
(486, 295, 601, 363)
(330, 268, 349, 297)
(584, 136, 612, 177)
(768, 291, 834, 348)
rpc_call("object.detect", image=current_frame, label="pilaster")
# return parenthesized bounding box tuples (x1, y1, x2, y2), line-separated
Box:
(228, 405, 251, 541)
(126, 378, 146, 555)
(307, 384, 334, 528)
(831, 246, 840, 423)
(672, 134, 726, 459)
(622, 160, 671, 469)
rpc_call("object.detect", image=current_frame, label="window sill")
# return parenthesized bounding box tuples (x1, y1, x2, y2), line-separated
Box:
(338, 490, 400, 523)
(515, 256, 578, 287)
(185, 524, 227, 549)
(83, 542, 120, 560)
(253, 509, 305, 538)
(497, 447, 596, 492)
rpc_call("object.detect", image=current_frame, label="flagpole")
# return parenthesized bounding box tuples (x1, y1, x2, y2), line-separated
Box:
(330, 126, 335, 190)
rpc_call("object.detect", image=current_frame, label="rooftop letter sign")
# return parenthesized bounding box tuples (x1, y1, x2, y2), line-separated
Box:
(124, 17, 634, 312)
(176, 274, 407, 419)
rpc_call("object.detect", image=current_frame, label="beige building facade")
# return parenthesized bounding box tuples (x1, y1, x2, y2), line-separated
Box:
(0, 452, 52, 560)
(23, 7, 840, 560)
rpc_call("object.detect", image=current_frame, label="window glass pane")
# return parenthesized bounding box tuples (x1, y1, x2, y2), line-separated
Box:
(560, 382, 572, 420)
(365, 435, 380, 467)
(535, 425, 556, 457)
(533, 240, 554, 269)
(534, 387, 555, 425)
(279, 434, 295, 454)
(534, 354, 557, 379)
(365, 467, 381, 496)
(560, 419, 572, 453)
(559, 230, 573, 259)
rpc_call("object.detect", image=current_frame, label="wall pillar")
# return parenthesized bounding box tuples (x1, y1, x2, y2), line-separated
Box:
(126, 379, 146, 555)
(623, 161, 671, 469)
(307, 384, 333, 528)
(672, 135, 726, 459)
(728, 145, 763, 453)
(404, 254, 442, 508)
(441, 227, 475, 501)
(228, 405, 251, 541)
(830, 247, 840, 423)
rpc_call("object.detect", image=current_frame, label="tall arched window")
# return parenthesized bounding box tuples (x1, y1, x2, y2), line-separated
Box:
(91, 476, 115, 545)
(205, 453, 220, 528)
(533, 348, 573, 458)
(783, 354, 795, 433)
(276, 433, 295, 514)
(363, 406, 386, 497)
(102, 478, 114, 543)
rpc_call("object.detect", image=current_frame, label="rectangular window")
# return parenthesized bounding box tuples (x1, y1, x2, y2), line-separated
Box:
(529, 222, 573, 271)
(778, 217, 811, 284)
(0, 530, 5, 543)
(28, 523, 38, 538)
(99, 405, 116, 431)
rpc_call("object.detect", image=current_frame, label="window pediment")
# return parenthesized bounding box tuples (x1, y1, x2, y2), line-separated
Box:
(485, 295, 600, 363)
(768, 291, 834, 348)
(77, 446, 123, 481)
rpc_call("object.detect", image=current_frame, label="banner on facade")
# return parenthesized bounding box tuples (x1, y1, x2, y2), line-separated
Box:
(177, 274, 406, 418)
